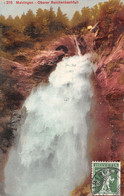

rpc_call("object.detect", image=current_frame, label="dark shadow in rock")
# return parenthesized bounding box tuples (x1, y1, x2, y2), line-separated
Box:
(56, 45, 68, 53)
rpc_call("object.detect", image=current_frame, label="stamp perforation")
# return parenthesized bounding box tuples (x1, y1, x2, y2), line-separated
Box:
(92, 161, 121, 195)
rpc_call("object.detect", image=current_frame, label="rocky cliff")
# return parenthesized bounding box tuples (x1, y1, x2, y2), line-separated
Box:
(72, 12, 124, 196)
(0, 36, 80, 194)
(0, 17, 124, 195)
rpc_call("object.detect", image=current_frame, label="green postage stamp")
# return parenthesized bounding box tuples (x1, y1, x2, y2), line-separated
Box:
(92, 161, 121, 195)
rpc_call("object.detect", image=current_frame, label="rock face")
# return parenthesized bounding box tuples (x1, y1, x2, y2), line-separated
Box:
(90, 33, 124, 195)
(31, 50, 65, 83)
(72, 15, 124, 196)
(90, 34, 124, 160)
(48, 35, 79, 56)
(0, 35, 81, 193)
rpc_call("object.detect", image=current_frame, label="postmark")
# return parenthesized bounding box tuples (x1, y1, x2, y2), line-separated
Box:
(92, 161, 121, 195)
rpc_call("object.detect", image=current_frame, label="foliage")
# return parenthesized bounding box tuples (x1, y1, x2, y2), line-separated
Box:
(97, 0, 123, 36)
(71, 0, 124, 34)
(0, 0, 123, 55)
(71, 11, 82, 27)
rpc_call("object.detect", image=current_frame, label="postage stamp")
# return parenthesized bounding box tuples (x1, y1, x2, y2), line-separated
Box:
(92, 161, 121, 195)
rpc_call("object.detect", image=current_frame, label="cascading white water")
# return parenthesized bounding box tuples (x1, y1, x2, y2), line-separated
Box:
(4, 54, 92, 196)
(74, 37, 81, 56)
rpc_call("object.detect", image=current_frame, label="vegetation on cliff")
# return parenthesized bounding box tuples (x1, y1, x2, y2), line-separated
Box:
(0, 0, 123, 61)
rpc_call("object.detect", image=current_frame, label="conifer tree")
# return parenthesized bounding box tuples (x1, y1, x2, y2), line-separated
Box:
(71, 11, 81, 26)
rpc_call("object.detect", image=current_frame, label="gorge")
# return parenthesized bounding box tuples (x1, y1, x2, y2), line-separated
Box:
(0, 13, 124, 195)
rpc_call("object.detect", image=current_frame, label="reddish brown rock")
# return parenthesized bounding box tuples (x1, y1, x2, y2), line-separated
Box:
(0, 36, 80, 194)
(48, 36, 78, 56)
(72, 19, 124, 196)
(77, 33, 95, 54)
(31, 50, 65, 83)
(91, 33, 124, 159)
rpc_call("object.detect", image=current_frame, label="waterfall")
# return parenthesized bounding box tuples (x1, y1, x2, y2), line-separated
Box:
(4, 54, 92, 196)
(74, 37, 81, 56)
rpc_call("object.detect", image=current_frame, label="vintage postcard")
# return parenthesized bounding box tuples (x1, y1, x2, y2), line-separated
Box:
(0, 0, 124, 195)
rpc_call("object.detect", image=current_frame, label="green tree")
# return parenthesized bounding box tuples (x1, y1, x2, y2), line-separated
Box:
(45, 7, 56, 34)
(98, 0, 123, 20)
(36, 8, 44, 24)
(23, 10, 37, 38)
(35, 8, 44, 36)
(0, 15, 6, 25)
(52, 7, 69, 32)
(81, 7, 92, 25)
(98, 0, 123, 35)
(56, 7, 69, 26)
(24, 9, 35, 26)
(71, 11, 81, 26)
(6, 15, 14, 26)
(90, 5, 100, 25)
(13, 16, 22, 31)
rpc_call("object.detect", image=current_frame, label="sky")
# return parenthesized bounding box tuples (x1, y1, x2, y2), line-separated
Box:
(0, 0, 112, 19)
